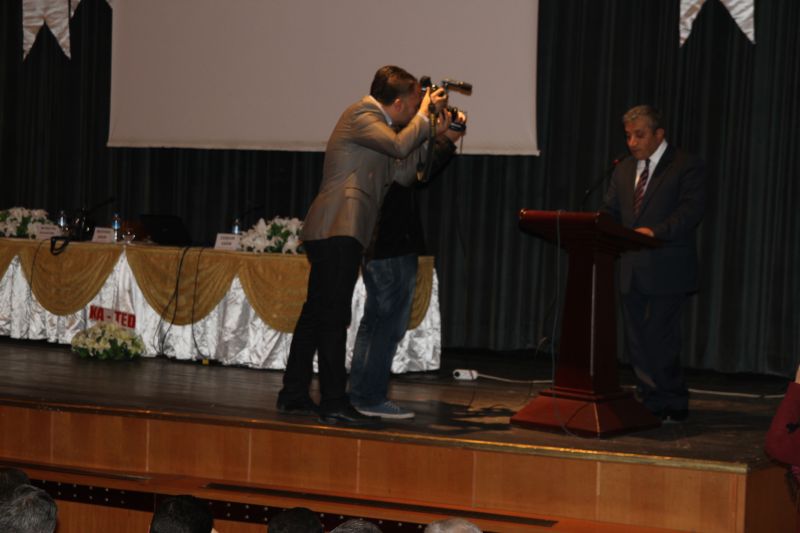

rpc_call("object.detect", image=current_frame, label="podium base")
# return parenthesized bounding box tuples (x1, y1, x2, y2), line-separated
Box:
(510, 388, 661, 437)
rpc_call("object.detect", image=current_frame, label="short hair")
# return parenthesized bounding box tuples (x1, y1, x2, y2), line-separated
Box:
(622, 105, 663, 132)
(0, 468, 31, 502)
(369, 65, 418, 106)
(425, 517, 483, 533)
(150, 495, 213, 533)
(267, 507, 323, 533)
(331, 518, 383, 532)
(0, 484, 57, 533)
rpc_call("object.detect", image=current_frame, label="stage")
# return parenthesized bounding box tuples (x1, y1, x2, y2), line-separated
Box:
(0, 337, 795, 532)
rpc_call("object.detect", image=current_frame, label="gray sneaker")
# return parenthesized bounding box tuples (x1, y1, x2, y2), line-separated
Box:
(354, 400, 415, 420)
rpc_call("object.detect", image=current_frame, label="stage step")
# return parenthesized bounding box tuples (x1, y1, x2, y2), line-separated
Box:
(1, 459, 684, 533)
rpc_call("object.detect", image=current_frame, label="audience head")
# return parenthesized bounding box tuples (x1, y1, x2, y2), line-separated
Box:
(0, 468, 31, 501)
(425, 517, 483, 533)
(331, 518, 383, 532)
(0, 484, 57, 533)
(150, 495, 213, 533)
(267, 507, 323, 533)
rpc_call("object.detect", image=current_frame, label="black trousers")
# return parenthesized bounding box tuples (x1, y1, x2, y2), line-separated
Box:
(278, 236, 362, 412)
(621, 280, 689, 414)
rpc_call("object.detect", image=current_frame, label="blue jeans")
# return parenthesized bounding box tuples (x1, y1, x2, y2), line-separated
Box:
(349, 254, 418, 407)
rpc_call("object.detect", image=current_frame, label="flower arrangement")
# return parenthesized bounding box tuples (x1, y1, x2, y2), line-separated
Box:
(71, 321, 145, 361)
(0, 207, 53, 239)
(239, 216, 304, 254)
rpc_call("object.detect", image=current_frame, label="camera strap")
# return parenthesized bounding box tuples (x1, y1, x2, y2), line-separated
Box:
(416, 110, 438, 183)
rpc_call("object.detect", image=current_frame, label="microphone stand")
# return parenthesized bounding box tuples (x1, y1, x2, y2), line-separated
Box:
(580, 155, 625, 211)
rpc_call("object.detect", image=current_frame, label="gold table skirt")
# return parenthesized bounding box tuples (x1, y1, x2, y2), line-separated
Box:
(0, 238, 434, 333)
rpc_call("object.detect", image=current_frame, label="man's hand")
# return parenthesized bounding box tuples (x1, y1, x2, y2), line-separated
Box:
(442, 110, 467, 142)
(419, 87, 448, 116)
(634, 227, 655, 237)
(435, 109, 451, 135)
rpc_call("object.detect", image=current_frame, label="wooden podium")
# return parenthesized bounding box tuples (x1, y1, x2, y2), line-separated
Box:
(510, 210, 662, 437)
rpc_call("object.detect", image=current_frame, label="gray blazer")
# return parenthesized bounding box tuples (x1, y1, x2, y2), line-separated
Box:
(301, 96, 430, 248)
(602, 144, 706, 295)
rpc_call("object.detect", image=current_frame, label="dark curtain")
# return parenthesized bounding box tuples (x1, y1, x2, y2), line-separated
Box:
(1, 0, 798, 375)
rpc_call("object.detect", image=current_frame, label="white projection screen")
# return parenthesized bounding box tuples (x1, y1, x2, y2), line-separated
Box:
(108, 0, 539, 155)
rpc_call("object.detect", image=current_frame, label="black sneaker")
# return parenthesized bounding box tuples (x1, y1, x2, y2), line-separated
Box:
(318, 404, 382, 428)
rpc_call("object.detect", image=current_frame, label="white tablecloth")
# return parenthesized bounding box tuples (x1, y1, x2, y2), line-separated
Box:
(0, 251, 441, 372)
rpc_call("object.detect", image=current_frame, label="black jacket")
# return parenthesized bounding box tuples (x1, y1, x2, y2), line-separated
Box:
(368, 136, 457, 259)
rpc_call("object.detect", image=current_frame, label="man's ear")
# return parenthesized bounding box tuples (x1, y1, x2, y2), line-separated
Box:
(655, 127, 666, 142)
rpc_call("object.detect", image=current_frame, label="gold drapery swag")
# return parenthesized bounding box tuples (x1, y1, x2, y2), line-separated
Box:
(0, 240, 433, 332)
(0, 238, 122, 316)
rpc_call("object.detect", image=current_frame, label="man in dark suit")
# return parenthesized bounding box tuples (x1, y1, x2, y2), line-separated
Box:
(602, 105, 706, 421)
(276, 65, 449, 427)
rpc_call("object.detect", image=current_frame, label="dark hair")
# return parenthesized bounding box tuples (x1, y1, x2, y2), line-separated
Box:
(0, 484, 57, 533)
(369, 65, 418, 106)
(0, 468, 31, 502)
(425, 517, 483, 532)
(268, 507, 324, 533)
(331, 518, 384, 532)
(623, 104, 664, 132)
(150, 495, 213, 533)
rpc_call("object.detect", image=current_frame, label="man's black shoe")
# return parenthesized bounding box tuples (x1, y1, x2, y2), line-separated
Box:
(319, 405, 382, 428)
(276, 398, 319, 416)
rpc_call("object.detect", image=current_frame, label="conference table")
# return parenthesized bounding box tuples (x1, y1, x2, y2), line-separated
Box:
(0, 238, 441, 372)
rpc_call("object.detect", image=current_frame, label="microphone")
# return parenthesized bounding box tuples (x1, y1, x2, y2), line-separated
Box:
(84, 196, 116, 215)
(580, 153, 627, 210)
(442, 79, 473, 94)
(606, 153, 626, 173)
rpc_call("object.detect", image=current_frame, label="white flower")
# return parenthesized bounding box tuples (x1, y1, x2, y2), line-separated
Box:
(285, 217, 303, 233)
(4, 221, 19, 236)
(27, 222, 41, 238)
(0, 206, 55, 238)
(8, 207, 26, 220)
(71, 320, 144, 360)
(239, 215, 304, 254)
(282, 235, 301, 254)
(254, 218, 268, 233)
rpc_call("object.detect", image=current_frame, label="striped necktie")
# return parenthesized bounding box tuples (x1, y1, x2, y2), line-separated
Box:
(633, 159, 650, 217)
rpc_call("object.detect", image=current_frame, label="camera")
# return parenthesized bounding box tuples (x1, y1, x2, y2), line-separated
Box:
(419, 75, 471, 132)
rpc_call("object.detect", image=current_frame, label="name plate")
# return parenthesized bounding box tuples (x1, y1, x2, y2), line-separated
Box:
(92, 227, 116, 243)
(36, 224, 61, 240)
(214, 233, 241, 251)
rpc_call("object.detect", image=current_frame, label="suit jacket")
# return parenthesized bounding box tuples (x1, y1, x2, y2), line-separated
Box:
(601, 144, 706, 295)
(766, 382, 800, 466)
(301, 96, 430, 248)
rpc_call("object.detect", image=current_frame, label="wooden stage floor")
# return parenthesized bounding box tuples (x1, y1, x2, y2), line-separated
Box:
(0, 337, 795, 532)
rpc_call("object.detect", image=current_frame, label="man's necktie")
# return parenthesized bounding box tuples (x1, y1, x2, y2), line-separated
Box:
(633, 159, 650, 217)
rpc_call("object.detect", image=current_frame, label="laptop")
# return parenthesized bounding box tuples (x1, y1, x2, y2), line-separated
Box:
(138, 214, 193, 247)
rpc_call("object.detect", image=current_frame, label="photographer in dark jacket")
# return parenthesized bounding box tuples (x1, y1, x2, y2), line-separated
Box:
(350, 126, 464, 419)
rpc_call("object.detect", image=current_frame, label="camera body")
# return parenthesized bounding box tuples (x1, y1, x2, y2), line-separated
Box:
(419, 76, 470, 132)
